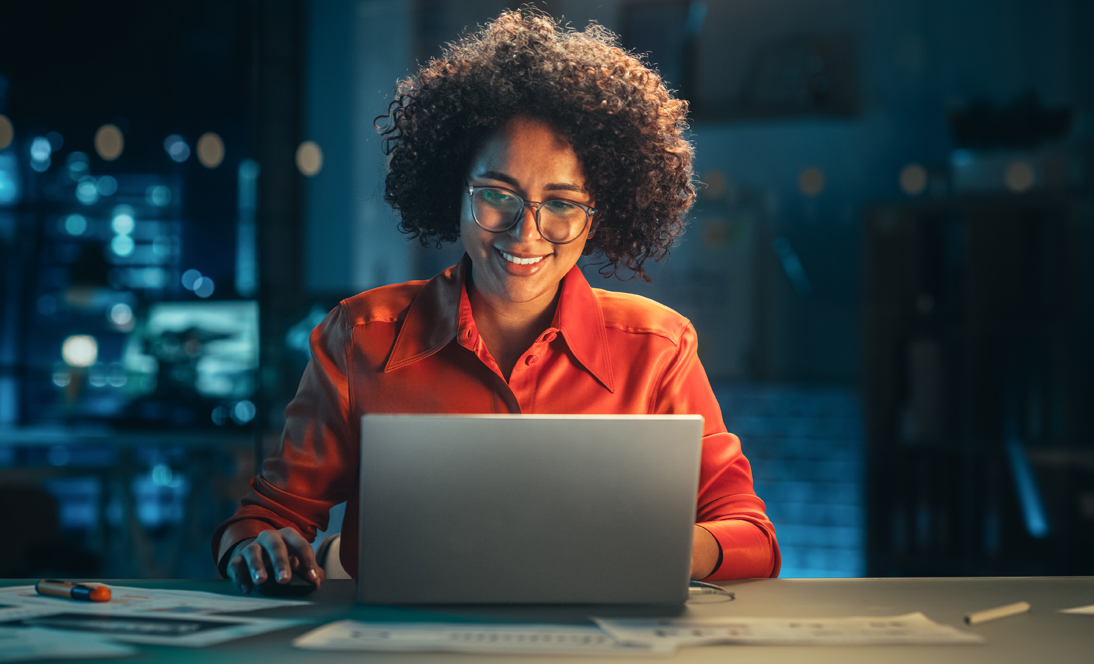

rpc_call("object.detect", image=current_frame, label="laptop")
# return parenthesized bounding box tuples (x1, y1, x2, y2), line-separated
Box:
(358, 414, 704, 605)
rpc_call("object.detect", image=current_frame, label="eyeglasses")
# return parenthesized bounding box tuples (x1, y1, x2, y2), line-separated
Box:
(467, 184, 596, 245)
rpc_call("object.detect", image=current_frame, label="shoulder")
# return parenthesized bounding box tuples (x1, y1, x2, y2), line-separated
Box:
(338, 280, 429, 327)
(592, 288, 692, 345)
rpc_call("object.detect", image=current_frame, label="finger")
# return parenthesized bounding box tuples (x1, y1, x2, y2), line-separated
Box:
(241, 541, 269, 584)
(280, 529, 324, 586)
(228, 554, 254, 594)
(259, 532, 292, 583)
(289, 554, 301, 571)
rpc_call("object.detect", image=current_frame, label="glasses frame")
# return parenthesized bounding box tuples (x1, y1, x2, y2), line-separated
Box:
(466, 184, 596, 245)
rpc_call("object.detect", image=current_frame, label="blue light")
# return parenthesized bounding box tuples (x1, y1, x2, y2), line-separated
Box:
(0, 152, 20, 207)
(76, 177, 99, 205)
(111, 213, 135, 235)
(181, 269, 202, 290)
(47, 131, 64, 151)
(30, 156, 50, 172)
(30, 136, 51, 162)
(194, 276, 215, 298)
(64, 214, 88, 235)
(164, 134, 190, 163)
(96, 175, 118, 196)
(111, 235, 135, 256)
(1005, 435, 1050, 538)
(146, 184, 171, 206)
(66, 152, 90, 181)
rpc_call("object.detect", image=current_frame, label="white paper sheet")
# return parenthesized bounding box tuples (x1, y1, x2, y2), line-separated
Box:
(4, 612, 304, 648)
(0, 626, 137, 662)
(0, 585, 307, 616)
(593, 612, 984, 649)
(1060, 604, 1094, 615)
(292, 620, 665, 656)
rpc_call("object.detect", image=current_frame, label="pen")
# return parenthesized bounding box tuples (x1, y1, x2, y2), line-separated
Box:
(35, 579, 112, 602)
(964, 601, 1030, 625)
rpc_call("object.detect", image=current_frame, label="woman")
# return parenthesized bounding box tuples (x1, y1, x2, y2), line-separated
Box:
(214, 9, 780, 593)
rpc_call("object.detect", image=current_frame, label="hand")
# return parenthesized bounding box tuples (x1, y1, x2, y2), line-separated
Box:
(690, 525, 720, 580)
(226, 528, 326, 594)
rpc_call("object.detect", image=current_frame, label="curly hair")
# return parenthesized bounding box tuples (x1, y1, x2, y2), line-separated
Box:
(376, 9, 695, 280)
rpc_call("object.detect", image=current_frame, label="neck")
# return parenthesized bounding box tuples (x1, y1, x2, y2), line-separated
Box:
(467, 274, 561, 381)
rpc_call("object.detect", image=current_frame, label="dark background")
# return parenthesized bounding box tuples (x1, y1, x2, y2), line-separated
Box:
(0, 0, 1091, 579)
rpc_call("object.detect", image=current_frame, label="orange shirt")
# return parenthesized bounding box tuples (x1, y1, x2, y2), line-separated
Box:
(213, 257, 780, 581)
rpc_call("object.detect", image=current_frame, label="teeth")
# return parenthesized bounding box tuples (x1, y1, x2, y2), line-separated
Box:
(499, 250, 545, 266)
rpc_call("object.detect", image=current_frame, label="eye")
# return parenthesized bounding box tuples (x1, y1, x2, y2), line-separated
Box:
(542, 199, 581, 216)
(481, 189, 519, 209)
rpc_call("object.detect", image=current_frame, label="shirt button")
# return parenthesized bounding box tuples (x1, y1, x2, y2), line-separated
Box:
(542, 332, 557, 343)
(525, 355, 539, 366)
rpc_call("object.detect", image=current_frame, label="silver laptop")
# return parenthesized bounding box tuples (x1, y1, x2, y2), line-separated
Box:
(358, 414, 704, 605)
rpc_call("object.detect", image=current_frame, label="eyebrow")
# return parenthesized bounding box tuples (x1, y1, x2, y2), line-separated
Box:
(476, 170, 587, 195)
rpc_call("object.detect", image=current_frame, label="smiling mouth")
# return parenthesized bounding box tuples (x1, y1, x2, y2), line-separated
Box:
(497, 249, 547, 266)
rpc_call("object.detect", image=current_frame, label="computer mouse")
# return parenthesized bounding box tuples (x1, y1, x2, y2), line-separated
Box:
(256, 571, 318, 597)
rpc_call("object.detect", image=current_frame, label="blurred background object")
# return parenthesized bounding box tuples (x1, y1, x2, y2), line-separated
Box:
(0, 0, 1091, 579)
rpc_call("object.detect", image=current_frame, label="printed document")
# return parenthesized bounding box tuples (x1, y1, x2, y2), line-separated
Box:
(0, 626, 136, 661)
(593, 612, 984, 648)
(293, 620, 665, 656)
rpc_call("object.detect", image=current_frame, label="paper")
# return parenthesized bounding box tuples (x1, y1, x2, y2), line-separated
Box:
(0, 626, 137, 662)
(593, 612, 984, 649)
(2, 612, 304, 648)
(293, 620, 664, 656)
(0, 585, 307, 616)
(1060, 605, 1094, 615)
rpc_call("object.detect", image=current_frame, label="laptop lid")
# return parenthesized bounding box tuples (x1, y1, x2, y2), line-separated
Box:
(358, 414, 703, 605)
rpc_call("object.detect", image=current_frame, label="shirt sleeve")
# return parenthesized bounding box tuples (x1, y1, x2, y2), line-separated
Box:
(651, 322, 781, 580)
(210, 304, 359, 577)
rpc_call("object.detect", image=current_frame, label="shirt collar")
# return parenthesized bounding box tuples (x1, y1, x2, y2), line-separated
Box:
(385, 255, 615, 393)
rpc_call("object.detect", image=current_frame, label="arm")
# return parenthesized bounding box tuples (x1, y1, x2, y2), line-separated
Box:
(652, 323, 781, 580)
(211, 304, 359, 589)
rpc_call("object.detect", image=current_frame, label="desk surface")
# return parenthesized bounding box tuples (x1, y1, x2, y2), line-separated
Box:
(3, 577, 1093, 663)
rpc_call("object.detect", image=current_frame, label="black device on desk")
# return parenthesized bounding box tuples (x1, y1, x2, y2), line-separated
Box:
(257, 552, 318, 597)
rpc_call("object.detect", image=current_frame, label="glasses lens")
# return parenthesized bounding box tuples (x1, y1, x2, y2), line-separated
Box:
(472, 188, 522, 230)
(538, 199, 588, 243)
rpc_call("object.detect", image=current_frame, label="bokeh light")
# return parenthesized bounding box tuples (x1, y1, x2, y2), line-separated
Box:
(95, 124, 125, 161)
(97, 175, 118, 196)
(295, 140, 323, 176)
(899, 163, 928, 196)
(66, 152, 89, 181)
(798, 167, 826, 197)
(232, 400, 256, 424)
(111, 208, 135, 235)
(181, 269, 202, 290)
(30, 137, 51, 162)
(146, 185, 171, 206)
(0, 115, 12, 150)
(76, 177, 100, 205)
(111, 235, 135, 256)
(197, 132, 225, 168)
(1005, 160, 1035, 193)
(64, 214, 88, 235)
(193, 276, 215, 298)
(109, 302, 134, 327)
(62, 335, 98, 368)
(164, 134, 190, 163)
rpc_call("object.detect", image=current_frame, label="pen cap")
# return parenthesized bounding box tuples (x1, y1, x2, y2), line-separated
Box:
(88, 585, 111, 601)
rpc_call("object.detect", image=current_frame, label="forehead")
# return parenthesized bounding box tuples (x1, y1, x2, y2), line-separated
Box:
(470, 117, 585, 181)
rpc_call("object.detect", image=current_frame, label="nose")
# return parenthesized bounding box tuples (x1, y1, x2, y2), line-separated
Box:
(510, 204, 544, 243)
